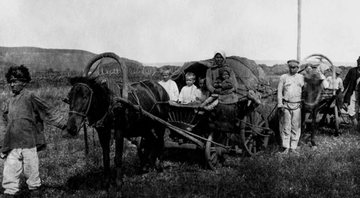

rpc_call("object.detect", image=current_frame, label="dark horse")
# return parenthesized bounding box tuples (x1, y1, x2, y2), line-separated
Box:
(302, 69, 343, 146)
(65, 76, 169, 188)
(302, 69, 325, 146)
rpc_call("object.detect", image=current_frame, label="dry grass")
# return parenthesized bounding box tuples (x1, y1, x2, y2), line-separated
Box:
(0, 86, 360, 197)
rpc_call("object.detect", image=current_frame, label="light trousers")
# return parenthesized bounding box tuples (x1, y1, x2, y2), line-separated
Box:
(2, 147, 41, 195)
(348, 92, 358, 117)
(280, 107, 302, 149)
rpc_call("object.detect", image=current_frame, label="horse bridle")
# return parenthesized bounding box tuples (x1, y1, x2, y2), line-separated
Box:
(69, 83, 94, 118)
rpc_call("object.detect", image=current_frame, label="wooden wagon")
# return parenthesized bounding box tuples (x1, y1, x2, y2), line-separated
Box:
(85, 53, 274, 170)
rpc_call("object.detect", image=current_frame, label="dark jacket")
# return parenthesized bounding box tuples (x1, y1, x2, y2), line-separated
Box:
(1, 89, 66, 153)
(343, 67, 360, 104)
(206, 65, 238, 94)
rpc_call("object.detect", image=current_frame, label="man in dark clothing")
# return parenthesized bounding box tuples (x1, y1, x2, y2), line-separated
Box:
(1, 65, 66, 197)
(343, 57, 360, 128)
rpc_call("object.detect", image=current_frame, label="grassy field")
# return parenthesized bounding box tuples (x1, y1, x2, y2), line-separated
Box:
(0, 86, 360, 198)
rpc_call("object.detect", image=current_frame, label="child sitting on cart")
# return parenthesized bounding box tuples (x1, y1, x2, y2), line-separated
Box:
(178, 72, 202, 104)
(200, 67, 236, 110)
(198, 78, 210, 102)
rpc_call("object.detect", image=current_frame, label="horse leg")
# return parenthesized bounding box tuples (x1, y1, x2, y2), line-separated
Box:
(96, 127, 111, 188)
(310, 110, 317, 147)
(153, 125, 165, 172)
(138, 132, 154, 173)
(114, 125, 124, 190)
(137, 126, 164, 172)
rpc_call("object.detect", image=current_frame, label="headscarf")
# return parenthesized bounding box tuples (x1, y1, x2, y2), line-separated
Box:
(212, 52, 227, 67)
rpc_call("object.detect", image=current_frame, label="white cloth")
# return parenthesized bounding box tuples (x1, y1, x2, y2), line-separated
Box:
(326, 76, 344, 91)
(279, 107, 302, 149)
(2, 147, 41, 195)
(320, 73, 330, 89)
(348, 92, 357, 117)
(348, 78, 360, 116)
(277, 73, 304, 105)
(158, 80, 179, 101)
(178, 84, 201, 104)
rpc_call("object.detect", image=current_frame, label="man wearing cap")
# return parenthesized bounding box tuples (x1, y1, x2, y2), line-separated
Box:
(1, 65, 66, 197)
(277, 59, 304, 155)
(343, 57, 360, 128)
(326, 67, 344, 92)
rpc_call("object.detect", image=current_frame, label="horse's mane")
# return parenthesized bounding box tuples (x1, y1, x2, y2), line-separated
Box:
(69, 76, 113, 103)
(304, 70, 323, 84)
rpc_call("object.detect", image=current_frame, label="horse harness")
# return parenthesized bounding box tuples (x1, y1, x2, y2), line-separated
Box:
(70, 82, 111, 127)
(69, 83, 94, 118)
(282, 99, 302, 111)
(71, 81, 168, 127)
(128, 81, 169, 114)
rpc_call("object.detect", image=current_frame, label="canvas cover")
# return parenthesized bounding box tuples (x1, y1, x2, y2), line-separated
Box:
(172, 56, 266, 91)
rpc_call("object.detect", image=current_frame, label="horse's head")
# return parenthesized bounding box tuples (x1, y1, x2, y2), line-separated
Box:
(65, 76, 111, 136)
(302, 69, 324, 109)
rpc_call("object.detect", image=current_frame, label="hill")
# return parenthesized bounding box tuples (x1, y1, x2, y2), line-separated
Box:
(0, 46, 149, 75)
(0, 46, 96, 72)
(0, 46, 157, 84)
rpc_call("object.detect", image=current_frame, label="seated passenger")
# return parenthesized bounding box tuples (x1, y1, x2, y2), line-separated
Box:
(158, 69, 179, 102)
(206, 52, 238, 94)
(178, 72, 201, 104)
(201, 67, 235, 110)
(198, 78, 210, 102)
(326, 67, 344, 92)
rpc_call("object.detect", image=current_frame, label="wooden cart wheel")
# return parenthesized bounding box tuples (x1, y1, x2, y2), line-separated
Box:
(205, 132, 223, 170)
(240, 111, 271, 156)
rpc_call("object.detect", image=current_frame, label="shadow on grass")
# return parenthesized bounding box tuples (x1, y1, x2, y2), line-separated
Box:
(163, 148, 206, 167)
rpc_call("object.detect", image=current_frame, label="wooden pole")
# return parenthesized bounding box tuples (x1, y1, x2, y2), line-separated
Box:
(83, 122, 89, 155)
(297, 0, 302, 61)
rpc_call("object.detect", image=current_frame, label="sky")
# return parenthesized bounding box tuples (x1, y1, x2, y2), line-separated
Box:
(1, 0, 360, 65)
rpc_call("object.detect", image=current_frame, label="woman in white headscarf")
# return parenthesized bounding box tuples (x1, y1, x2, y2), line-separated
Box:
(205, 52, 238, 95)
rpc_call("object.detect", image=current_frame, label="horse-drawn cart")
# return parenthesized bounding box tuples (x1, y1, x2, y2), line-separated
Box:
(79, 52, 274, 171)
(159, 56, 274, 169)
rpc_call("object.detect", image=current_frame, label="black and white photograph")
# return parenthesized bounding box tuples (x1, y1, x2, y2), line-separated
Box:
(1, 0, 360, 197)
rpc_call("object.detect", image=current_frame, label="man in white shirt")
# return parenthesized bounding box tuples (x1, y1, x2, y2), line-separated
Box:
(277, 59, 305, 155)
(326, 67, 344, 91)
(158, 69, 179, 101)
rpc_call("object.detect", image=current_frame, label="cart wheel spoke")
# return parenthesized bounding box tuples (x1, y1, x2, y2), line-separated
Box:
(205, 132, 224, 170)
(241, 111, 271, 156)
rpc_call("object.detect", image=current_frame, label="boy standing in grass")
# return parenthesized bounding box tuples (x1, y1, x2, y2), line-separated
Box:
(277, 60, 304, 155)
(1, 65, 66, 198)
